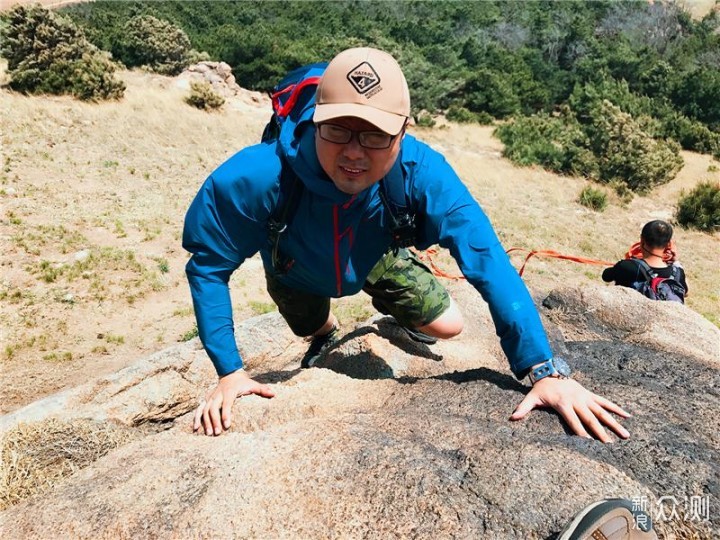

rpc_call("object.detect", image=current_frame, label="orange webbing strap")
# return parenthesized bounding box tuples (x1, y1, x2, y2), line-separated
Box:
(624, 241, 677, 264)
(506, 248, 614, 277)
(414, 247, 615, 280)
(411, 248, 466, 280)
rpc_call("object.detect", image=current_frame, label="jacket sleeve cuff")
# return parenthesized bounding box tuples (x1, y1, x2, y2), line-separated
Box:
(215, 358, 244, 377)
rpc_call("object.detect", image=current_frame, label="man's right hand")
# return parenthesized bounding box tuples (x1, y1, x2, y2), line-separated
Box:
(193, 369, 275, 436)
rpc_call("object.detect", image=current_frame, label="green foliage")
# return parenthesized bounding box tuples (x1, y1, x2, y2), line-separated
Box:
(392, 42, 464, 115)
(446, 105, 493, 125)
(590, 100, 683, 193)
(0, 5, 124, 100)
(497, 100, 683, 193)
(664, 114, 720, 159)
(495, 112, 596, 178)
(577, 186, 607, 212)
(414, 113, 436, 128)
(180, 325, 199, 342)
(187, 49, 211, 65)
(671, 68, 720, 131)
(57, 0, 720, 160)
(185, 81, 224, 111)
(675, 182, 720, 232)
(461, 68, 521, 119)
(446, 106, 475, 124)
(155, 258, 169, 273)
(608, 180, 634, 205)
(496, 114, 568, 168)
(118, 15, 191, 75)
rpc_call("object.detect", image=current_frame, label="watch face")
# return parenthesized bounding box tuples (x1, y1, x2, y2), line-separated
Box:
(554, 357, 572, 377)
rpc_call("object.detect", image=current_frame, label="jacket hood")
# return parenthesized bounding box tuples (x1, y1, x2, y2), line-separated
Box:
(277, 100, 371, 204)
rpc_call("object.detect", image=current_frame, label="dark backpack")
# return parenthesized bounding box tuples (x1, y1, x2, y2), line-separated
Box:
(631, 259, 685, 303)
(262, 63, 416, 274)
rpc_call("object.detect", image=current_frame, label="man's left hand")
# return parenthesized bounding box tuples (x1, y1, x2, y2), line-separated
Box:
(509, 377, 631, 443)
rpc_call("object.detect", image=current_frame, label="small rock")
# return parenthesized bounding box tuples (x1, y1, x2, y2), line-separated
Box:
(74, 250, 90, 262)
(6, 187, 16, 196)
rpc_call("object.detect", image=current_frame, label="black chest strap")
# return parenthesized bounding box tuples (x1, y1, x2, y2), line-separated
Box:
(378, 157, 416, 251)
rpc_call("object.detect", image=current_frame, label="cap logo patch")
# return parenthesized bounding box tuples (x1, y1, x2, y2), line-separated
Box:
(346, 62, 380, 94)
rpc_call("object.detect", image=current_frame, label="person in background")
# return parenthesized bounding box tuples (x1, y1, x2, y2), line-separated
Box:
(602, 220, 688, 302)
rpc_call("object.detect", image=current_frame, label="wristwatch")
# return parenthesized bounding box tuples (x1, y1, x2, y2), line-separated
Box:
(528, 357, 572, 385)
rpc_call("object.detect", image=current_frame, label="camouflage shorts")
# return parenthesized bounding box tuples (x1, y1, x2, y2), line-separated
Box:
(362, 248, 450, 329)
(265, 248, 450, 336)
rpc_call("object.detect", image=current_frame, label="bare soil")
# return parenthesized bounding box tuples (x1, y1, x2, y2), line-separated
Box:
(1, 64, 718, 415)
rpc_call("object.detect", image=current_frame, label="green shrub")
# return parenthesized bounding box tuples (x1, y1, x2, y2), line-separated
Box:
(495, 114, 564, 168)
(0, 5, 124, 100)
(185, 80, 224, 110)
(496, 100, 683, 194)
(495, 112, 596, 177)
(664, 114, 720, 158)
(577, 186, 608, 211)
(187, 49, 212, 65)
(119, 15, 191, 76)
(414, 112, 436, 128)
(446, 106, 495, 126)
(462, 68, 521, 119)
(446, 105, 476, 124)
(675, 181, 720, 232)
(591, 101, 683, 193)
(671, 68, 720, 131)
(180, 325, 199, 342)
(608, 180, 634, 205)
(474, 111, 495, 126)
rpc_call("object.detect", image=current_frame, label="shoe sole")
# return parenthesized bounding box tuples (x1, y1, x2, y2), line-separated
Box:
(402, 326, 438, 344)
(558, 498, 656, 540)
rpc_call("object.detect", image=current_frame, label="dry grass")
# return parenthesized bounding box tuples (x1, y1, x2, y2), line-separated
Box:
(0, 62, 276, 412)
(683, 0, 720, 20)
(0, 417, 136, 509)
(1, 60, 718, 420)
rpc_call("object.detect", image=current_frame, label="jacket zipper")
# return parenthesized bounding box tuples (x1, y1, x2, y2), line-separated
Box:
(332, 196, 357, 296)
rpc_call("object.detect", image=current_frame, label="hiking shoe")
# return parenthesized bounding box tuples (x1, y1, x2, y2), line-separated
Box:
(401, 326, 438, 345)
(300, 325, 340, 368)
(558, 498, 657, 540)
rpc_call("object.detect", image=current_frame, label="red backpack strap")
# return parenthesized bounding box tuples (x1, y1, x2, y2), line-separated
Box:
(272, 76, 322, 118)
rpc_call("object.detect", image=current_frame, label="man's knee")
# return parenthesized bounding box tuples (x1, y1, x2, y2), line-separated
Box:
(418, 298, 463, 339)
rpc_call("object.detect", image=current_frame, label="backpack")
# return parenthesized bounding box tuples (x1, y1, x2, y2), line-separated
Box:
(630, 258, 685, 303)
(262, 63, 416, 274)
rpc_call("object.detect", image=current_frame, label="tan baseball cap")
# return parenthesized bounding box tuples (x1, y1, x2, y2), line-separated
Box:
(313, 47, 410, 135)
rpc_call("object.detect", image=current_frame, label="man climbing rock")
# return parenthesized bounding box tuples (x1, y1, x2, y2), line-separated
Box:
(183, 47, 631, 443)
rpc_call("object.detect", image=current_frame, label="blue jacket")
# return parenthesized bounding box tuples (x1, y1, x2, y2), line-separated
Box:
(183, 105, 552, 378)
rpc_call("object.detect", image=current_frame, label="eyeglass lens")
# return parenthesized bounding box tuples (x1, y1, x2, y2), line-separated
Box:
(318, 124, 393, 149)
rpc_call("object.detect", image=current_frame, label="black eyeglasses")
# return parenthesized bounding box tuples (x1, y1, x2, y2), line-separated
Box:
(316, 123, 400, 150)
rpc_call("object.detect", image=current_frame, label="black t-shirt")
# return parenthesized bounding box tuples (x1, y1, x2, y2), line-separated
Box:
(602, 259, 689, 293)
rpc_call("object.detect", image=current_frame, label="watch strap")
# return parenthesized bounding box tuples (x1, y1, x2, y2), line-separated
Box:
(528, 359, 559, 385)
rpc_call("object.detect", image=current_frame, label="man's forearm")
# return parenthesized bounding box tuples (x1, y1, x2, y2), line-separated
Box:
(187, 270, 244, 375)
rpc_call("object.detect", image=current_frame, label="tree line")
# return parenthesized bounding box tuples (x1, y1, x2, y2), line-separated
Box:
(2, 0, 717, 229)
